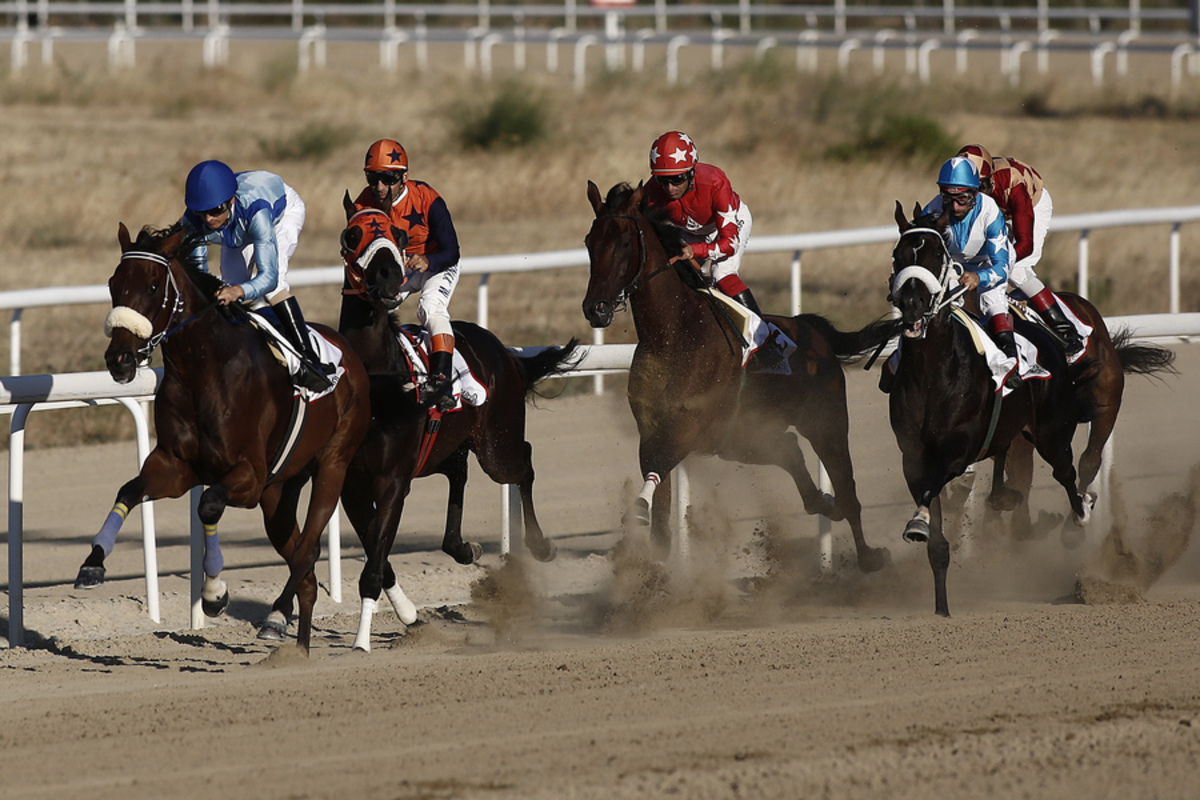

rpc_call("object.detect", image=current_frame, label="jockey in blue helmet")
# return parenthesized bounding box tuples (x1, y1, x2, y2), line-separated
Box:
(180, 159, 335, 392)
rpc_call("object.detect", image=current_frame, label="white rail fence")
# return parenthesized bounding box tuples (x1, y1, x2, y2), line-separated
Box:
(3, 205, 1198, 646)
(4, 2, 1200, 88)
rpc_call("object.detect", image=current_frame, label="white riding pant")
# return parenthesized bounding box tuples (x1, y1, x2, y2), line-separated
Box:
(1007, 189, 1053, 298)
(220, 183, 305, 308)
(684, 202, 752, 283)
(402, 262, 461, 340)
(978, 281, 1009, 319)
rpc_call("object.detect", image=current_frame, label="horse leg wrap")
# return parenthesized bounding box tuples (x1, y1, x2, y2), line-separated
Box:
(92, 502, 130, 556)
(631, 472, 661, 526)
(353, 597, 378, 653)
(202, 523, 224, 577)
(385, 583, 419, 625)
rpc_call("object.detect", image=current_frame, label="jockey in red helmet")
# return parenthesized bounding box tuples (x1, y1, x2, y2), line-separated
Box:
(642, 130, 781, 365)
(346, 138, 462, 409)
(957, 144, 1082, 356)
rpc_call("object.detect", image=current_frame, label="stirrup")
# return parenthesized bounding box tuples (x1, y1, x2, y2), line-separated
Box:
(421, 374, 454, 410)
(295, 362, 333, 393)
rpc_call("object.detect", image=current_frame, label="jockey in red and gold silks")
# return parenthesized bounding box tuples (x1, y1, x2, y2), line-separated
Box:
(957, 144, 1081, 355)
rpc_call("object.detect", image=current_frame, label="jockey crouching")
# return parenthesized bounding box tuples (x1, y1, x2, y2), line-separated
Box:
(642, 130, 783, 368)
(180, 160, 335, 393)
(347, 138, 462, 410)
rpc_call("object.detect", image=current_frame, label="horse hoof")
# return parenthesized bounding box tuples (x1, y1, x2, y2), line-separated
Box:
(903, 519, 930, 544)
(623, 498, 651, 527)
(202, 590, 230, 618)
(527, 537, 557, 563)
(257, 619, 288, 642)
(987, 488, 1023, 513)
(74, 565, 106, 589)
(859, 546, 892, 573)
(1072, 491, 1098, 528)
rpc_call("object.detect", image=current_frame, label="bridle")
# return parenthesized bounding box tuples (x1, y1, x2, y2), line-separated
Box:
(890, 226, 967, 334)
(593, 212, 673, 315)
(112, 250, 189, 361)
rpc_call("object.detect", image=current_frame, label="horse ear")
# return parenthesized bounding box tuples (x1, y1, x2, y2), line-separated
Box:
(586, 180, 603, 215)
(391, 226, 409, 250)
(630, 183, 644, 210)
(118, 222, 131, 250)
(340, 225, 363, 255)
(343, 190, 356, 222)
(912, 201, 924, 222)
(935, 206, 951, 230)
(894, 200, 910, 232)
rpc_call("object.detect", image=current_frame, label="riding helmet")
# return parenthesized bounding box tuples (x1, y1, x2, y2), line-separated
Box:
(956, 144, 994, 182)
(649, 131, 698, 176)
(184, 160, 238, 212)
(364, 138, 409, 173)
(936, 156, 981, 190)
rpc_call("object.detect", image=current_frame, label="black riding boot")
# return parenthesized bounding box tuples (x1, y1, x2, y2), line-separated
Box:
(734, 289, 784, 368)
(422, 349, 455, 410)
(992, 328, 1024, 391)
(1039, 301, 1085, 357)
(275, 297, 334, 392)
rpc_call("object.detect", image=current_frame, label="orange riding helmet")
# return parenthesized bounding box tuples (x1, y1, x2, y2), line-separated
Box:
(364, 138, 409, 173)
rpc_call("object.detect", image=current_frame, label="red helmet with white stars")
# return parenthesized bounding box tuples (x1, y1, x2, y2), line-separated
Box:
(649, 131, 698, 176)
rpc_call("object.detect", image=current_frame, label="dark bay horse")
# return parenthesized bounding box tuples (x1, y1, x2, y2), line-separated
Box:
(75, 223, 371, 654)
(991, 295, 1176, 538)
(581, 180, 895, 572)
(337, 211, 579, 651)
(888, 202, 1090, 615)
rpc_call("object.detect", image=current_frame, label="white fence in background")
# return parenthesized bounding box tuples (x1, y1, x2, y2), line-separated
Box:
(3, 2, 1200, 88)
(3, 205, 1198, 647)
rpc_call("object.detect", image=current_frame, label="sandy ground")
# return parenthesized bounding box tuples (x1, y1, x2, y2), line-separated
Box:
(1, 343, 1199, 799)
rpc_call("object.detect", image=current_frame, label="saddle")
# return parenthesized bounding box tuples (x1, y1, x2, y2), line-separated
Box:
(697, 288, 797, 374)
(950, 307, 1051, 396)
(243, 312, 343, 400)
(393, 325, 488, 410)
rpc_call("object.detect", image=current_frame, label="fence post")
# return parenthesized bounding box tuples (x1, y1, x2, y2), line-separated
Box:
(1078, 229, 1090, 298)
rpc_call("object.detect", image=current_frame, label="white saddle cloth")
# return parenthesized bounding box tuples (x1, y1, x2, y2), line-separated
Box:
(246, 313, 345, 401)
(394, 329, 489, 410)
(700, 288, 797, 373)
(951, 309, 1052, 398)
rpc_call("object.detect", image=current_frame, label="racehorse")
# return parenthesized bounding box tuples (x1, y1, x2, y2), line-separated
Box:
(990, 297, 1176, 538)
(888, 201, 1092, 615)
(337, 210, 580, 651)
(581, 180, 895, 572)
(75, 222, 371, 654)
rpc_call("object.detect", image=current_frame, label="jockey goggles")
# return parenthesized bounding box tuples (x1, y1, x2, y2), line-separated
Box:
(940, 188, 978, 209)
(366, 170, 405, 187)
(196, 200, 232, 218)
(656, 172, 691, 187)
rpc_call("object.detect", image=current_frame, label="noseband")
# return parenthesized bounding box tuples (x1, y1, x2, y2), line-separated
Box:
(890, 227, 966, 333)
(107, 250, 186, 361)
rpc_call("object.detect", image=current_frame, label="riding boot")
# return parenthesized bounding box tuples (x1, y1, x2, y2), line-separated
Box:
(1038, 300, 1085, 357)
(992, 328, 1024, 391)
(734, 289, 784, 368)
(422, 334, 456, 411)
(275, 297, 334, 393)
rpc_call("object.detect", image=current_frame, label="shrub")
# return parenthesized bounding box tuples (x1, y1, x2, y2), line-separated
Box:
(258, 122, 355, 162)
(451, 81, 550, 151)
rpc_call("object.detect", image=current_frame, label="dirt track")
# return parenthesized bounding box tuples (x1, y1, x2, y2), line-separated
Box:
(1, 344, 1199, 799)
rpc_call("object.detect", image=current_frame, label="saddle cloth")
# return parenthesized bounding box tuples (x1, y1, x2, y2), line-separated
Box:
(246, 312, 345, 401)
(699, 287, 797, 373)
(394, 326, 488, 410)
(950, 307, 1051, 398)
(1016, 296, 1095, 366)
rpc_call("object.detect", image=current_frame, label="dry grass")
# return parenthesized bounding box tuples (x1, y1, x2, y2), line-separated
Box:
(2, 40, 1198, 446)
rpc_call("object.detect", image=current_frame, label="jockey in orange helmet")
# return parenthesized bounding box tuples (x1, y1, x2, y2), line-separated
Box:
(344, 138, 462, 409)
(642, 130, 781, 365)
(957, 144, 1082, 356)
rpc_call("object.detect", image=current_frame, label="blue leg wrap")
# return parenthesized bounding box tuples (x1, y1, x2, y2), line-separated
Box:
(203, 523, 224, 578)
(92, 503, 129, 557)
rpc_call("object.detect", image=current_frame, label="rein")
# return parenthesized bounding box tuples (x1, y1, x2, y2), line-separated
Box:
(890, 227, 967, 331)
(118, 250, 215, 361)
(599, 212, 674, 315)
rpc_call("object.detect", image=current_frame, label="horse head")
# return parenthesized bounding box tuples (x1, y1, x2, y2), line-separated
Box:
(340, 203, 410, 310)
(890, 201, 956, 340)
(583, 180, 659, 329)
(104, 222, 194, 383)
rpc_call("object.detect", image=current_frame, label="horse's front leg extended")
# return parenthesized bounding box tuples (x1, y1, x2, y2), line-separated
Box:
(927, 496, 951, 617)
(75, 450, 198, 588)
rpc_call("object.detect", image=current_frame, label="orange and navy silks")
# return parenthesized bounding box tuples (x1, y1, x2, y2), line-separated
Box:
(341, 208, 404, 299)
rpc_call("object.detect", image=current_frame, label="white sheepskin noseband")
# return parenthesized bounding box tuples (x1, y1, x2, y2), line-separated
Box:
(104, 306, 153, 339)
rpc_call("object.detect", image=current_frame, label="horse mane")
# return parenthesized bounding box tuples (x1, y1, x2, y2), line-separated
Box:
(135, 221, 226, 306)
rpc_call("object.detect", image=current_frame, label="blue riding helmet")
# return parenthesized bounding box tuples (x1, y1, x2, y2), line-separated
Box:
(936, 156, 980, 190)
(185, 160, 238, 211)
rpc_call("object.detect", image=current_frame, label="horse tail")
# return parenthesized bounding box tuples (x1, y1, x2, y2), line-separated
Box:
(800, 314, 901, 364)
(512, 338, 583, 398)
(1111, 327, 1178, 378)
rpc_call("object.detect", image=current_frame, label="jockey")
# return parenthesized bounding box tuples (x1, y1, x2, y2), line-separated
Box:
(957, 144, 1082, 356)
(348, 138, 462, 409)
(641, 130, 782, 365)
(179, 160, 334, 392)
(924, 155, 1023, 390)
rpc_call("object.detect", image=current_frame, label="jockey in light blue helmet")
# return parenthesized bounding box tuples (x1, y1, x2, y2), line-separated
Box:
(184, 160, 238, 213)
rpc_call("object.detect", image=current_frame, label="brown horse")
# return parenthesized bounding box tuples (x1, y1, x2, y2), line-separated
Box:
(984, 291, 1176, 539)
(581, 181, 895, 571)
(74, 223, 371, 654)
(337, 212, 580, 651)
(888, 202, 1094, 615)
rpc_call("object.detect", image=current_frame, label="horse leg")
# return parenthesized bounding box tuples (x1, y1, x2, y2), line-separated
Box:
(475, 430, 556, 563)
(354, 475, 414, 653)
(927, 495, 951, 617)
(1077, 410, 1116, 501)
(257, 479, 304, 642)
(1034, 429, 1090, 548)
(439, 445, 482, 565)
(75, 449, 198, 588)
(997, 437, 1042, 540)
(341, 468, 418, 640)
(290, 462, 353, 654)
(986, 446, 1026, 513)
(196, 485, 233, 617)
